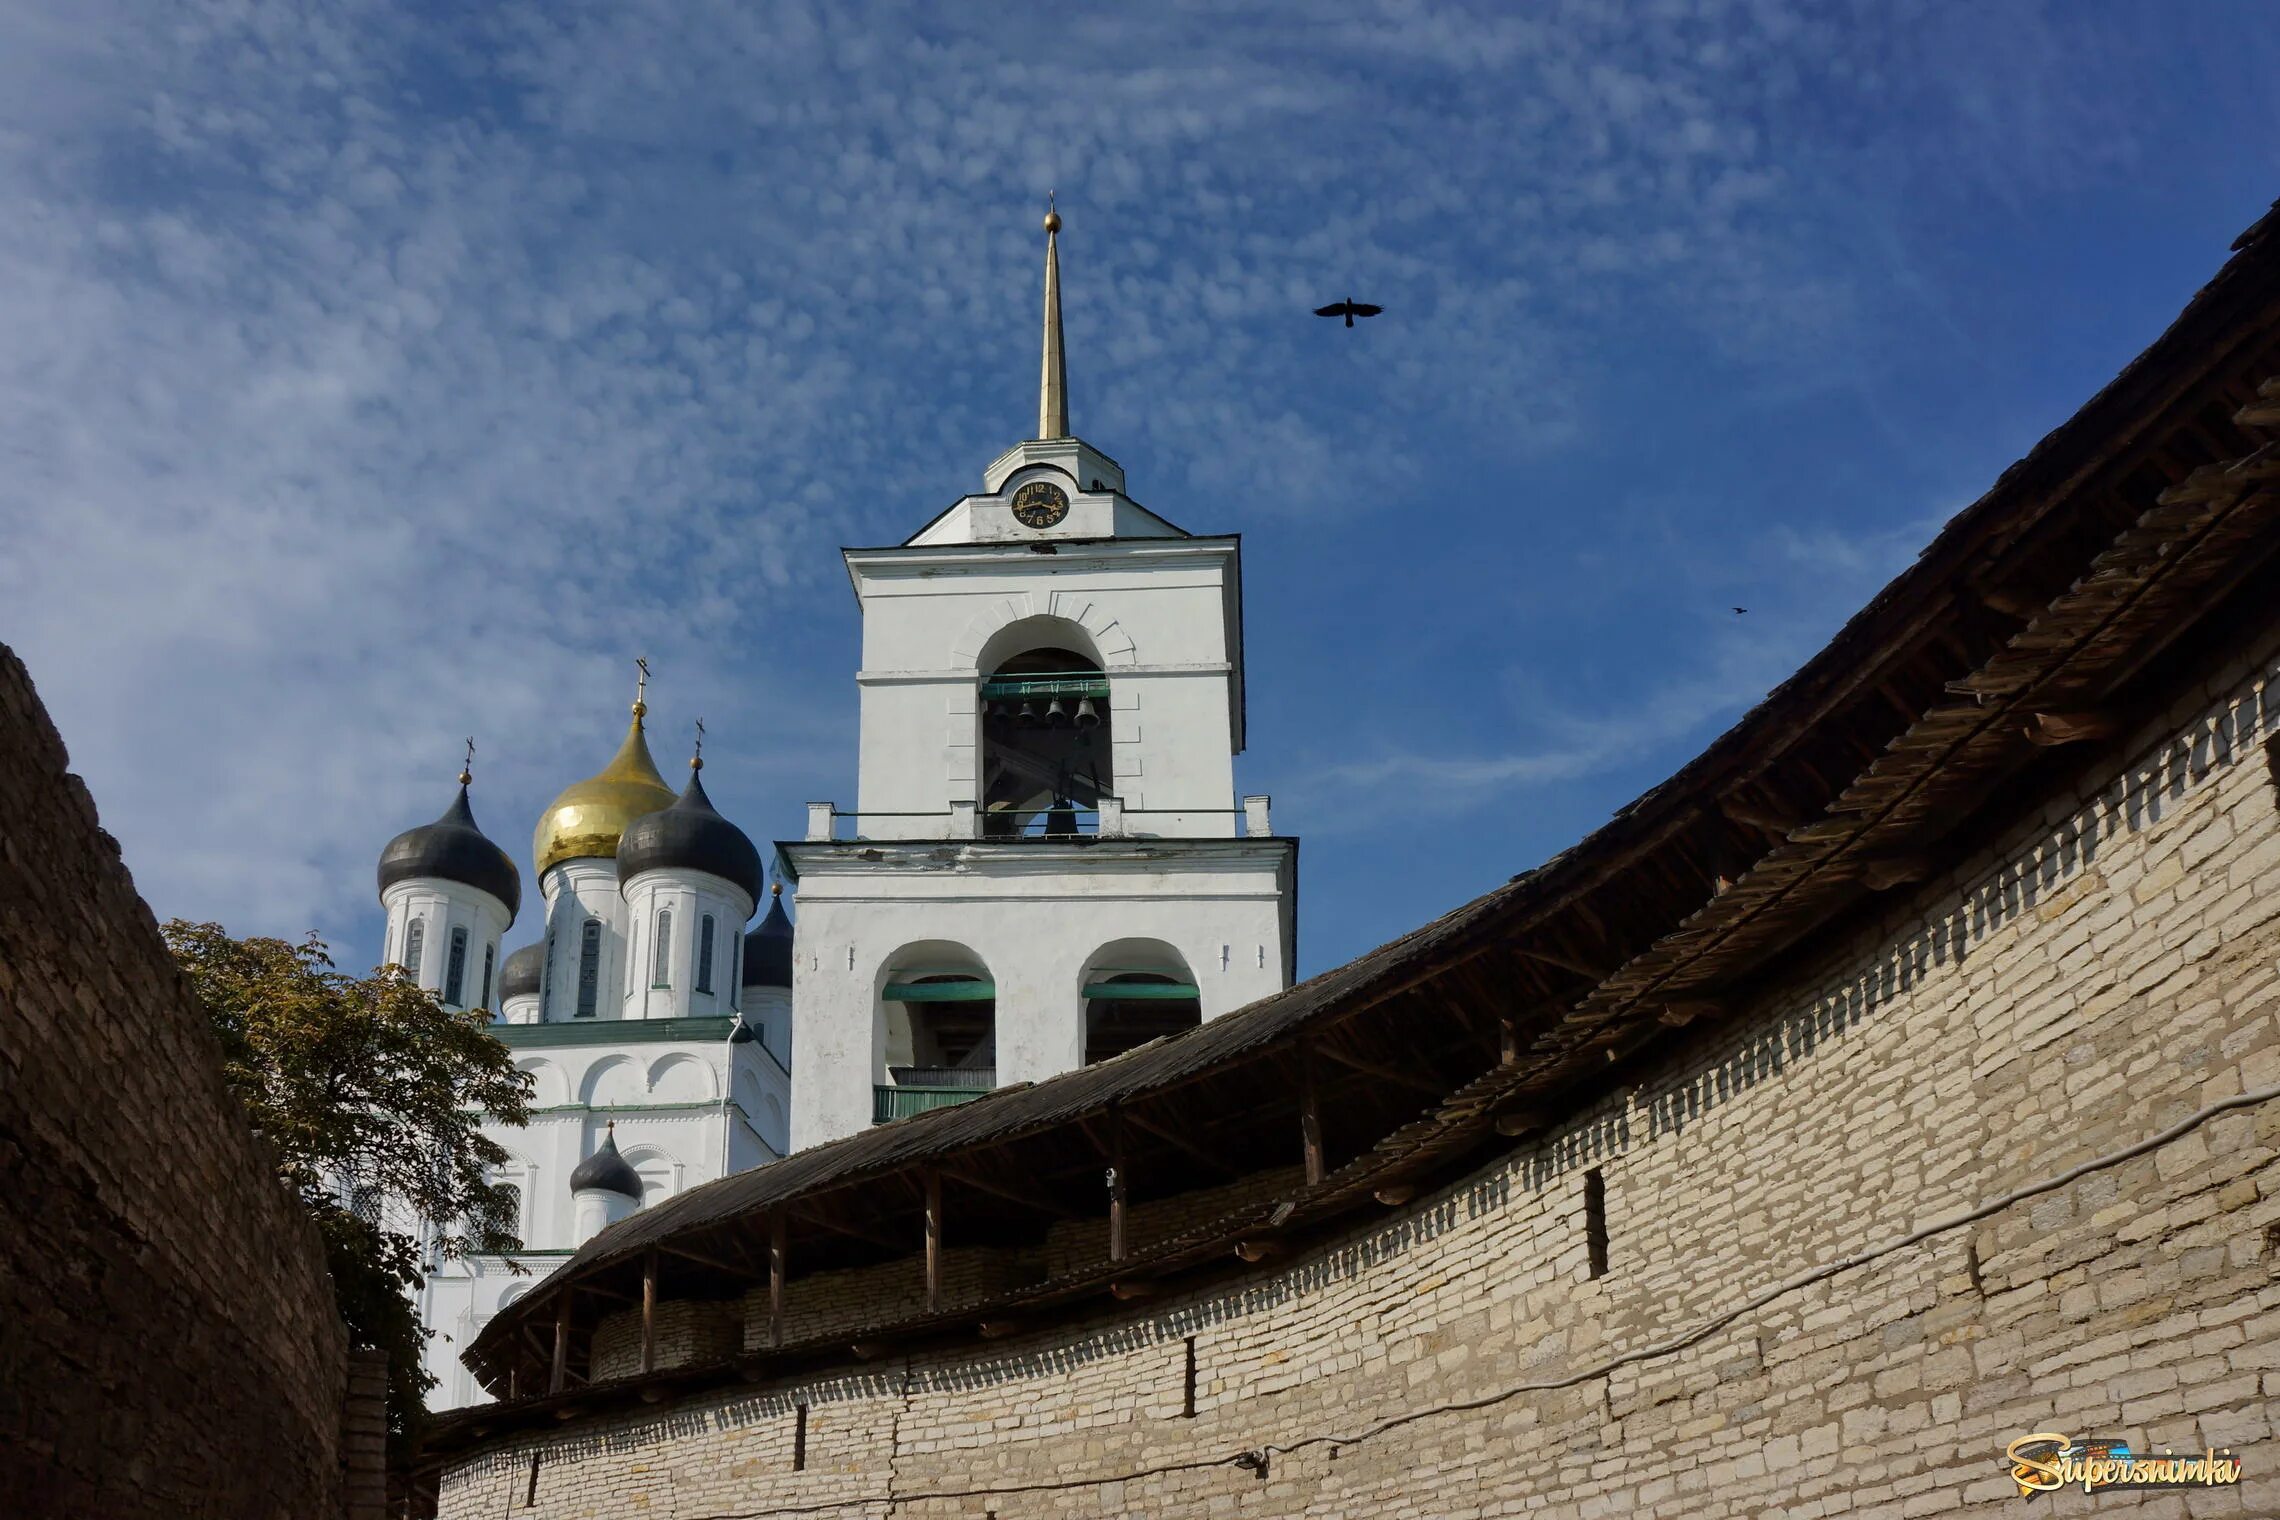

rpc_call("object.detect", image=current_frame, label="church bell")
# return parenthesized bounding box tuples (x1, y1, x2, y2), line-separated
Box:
(1016, 701, 1041, 728)
(1074, 697, 1100, 730)
(1045, 698, 1070, 727)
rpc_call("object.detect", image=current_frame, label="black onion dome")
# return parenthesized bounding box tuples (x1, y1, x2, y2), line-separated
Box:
(498, 942, 545, 1003)
(376, 785, 521, 923)
(742, 887, 794, 989)
(568, 1128, 643, 1200)
(615, 768, 762, 903)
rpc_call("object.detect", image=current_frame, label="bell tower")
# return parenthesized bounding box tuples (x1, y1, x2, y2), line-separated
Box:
(782, 208, 1297, 1151)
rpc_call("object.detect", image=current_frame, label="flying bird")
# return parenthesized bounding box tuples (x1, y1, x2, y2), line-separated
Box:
(1314, 298, 1384, 328)
(1733, 607, 1749, 615)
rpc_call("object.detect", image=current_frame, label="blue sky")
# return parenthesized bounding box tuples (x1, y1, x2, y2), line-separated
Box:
(3, 0, 2275, 980)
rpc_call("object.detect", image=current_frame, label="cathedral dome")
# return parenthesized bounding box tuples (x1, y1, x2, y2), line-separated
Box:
(742, 885, 794, 989)
(498, 942, 545, 1003)
(617, 766, 762, 903)
(377, 783, 521, 922)
(532, 706, 678, 881)
(568, 1126, 643, 1200)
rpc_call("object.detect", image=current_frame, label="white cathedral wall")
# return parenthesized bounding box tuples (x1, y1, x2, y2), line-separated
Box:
(619, 867, 754, 1022)
(421, 1028, 786, 1409)
(535, 859, 627, 1022)
(380, 880, 512, 1012)
(785, 844, 1292, 1151)
(848, 544, 1243, 827)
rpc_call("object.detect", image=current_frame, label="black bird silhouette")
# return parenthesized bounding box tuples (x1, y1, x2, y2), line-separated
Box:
(1732, 607, 1749, 615)
(1314, 298, 1384, 328)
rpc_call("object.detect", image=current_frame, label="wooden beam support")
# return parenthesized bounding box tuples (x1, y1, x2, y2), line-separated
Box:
(1312, 1040, 1447, 1098)
(1298, 1040, 1325, 1186)
(2024, 710, 2121, 747)
(1499, 1013, 1521, 1067)
(1513, 943, 1613, 981)
(923, 1168, 943, 1315)
(1108, 1108, 1129, 1265)
(1125, 1108, 1240, 1179)
(659, 1242, 746, 1276)
(768, 1211, 786, 1351)
(1493, 1106, 1550, 1138)
(640, 1251, 657, 1377)
(1656, 998, 1724, 1027)
(1720, 795, 1800, 838)
(1977, 585, 2044, 620)
(939, 1161, 1081, 1219)
(793, 1201, 906, 1252)
(1860, 855, 1934, 892)
(549, 1295, 571, 1395)
(564, 1279, 639, 1305)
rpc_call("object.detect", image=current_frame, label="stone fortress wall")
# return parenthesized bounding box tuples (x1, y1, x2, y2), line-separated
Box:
(0, 645, 355, 1520)
(440, 623, 2280, 1518)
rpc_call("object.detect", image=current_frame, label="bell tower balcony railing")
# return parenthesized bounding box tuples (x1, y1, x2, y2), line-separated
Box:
(977, 673, 1110, 702)
(803, 797, 1272, 841)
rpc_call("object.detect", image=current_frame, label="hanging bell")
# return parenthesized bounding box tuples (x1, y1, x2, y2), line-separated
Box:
(1045, 698, 1070, 727)
(1074, 696, 1100, 730)
(1016, 701, 1041, 728)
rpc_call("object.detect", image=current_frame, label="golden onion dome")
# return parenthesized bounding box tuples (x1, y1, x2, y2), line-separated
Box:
(532, 703, 678, 880)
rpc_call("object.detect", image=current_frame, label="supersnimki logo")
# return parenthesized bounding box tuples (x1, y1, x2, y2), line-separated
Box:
(2003, 1433, 2243, 1498)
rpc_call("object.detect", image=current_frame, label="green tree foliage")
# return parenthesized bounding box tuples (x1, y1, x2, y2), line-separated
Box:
(163, 920, 532, 1444)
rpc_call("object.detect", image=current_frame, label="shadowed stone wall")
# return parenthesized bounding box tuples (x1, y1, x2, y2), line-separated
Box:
(0, 644, 350, 1520)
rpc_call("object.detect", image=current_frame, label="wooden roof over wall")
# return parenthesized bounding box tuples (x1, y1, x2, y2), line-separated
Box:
(441, 199, 2280, 1453)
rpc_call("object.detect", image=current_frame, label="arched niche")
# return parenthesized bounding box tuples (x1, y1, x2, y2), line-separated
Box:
(647, 1052, 717, 1104)
(516, 1057, 570, 1109)
(976, 616, 1113, 838)
(1081, 939, 1203, 1065)
(580, 1054, 644, 1108)
(617, 1142, 679, 1206)
(873, 941, 997, 1120)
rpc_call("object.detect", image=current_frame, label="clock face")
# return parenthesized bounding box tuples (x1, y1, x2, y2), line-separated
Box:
(1010, 480, 1070, 530)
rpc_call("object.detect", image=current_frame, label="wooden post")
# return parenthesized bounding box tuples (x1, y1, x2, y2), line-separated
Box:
(1499, 1013, 1520, 1067)
(1299, 1040, 1324, 1186)
(1108, 1107, 1128, 1264)
(549, 1294, 571, 1395)
(923, 1167, 943, 1315)
(640, 1250, 658, 1376)
(768, 1210, 786, 1350)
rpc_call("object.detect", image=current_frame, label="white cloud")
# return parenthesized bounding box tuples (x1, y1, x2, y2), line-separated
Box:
(0, 0, 2262, 965)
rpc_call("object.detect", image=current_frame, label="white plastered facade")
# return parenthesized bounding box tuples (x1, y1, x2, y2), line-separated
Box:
(784, 434, 1297, 1152)
(393, 835, 790, 1411)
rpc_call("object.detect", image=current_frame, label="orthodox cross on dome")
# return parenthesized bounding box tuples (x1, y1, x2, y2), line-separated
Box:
(633, 656, 651, 720)
(459, 736, 475, 788)
(691, 717, 706, 772)
(1038, 192, 1068, 442)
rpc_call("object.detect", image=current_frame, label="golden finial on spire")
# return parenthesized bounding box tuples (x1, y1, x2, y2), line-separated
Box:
(1038, 193, 1068, 440)
(633, 656, 650, 721)
(459, 736, 475, 788)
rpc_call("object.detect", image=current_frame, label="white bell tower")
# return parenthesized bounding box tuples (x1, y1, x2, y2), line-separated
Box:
(783, 207, 1298, 1151)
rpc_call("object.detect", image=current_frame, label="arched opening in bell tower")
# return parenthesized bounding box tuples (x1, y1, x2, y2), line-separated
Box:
(1081, 939, 1202, 1064)
(874, 942, 997, 1123)
(976, 618, 1113, 838)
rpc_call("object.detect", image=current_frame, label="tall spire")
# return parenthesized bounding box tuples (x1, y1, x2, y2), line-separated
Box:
(1037, 194, 1067, 441)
